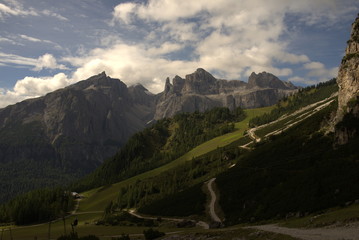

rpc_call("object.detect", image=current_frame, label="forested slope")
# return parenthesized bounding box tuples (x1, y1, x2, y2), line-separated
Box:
(74, 107, 246, 192)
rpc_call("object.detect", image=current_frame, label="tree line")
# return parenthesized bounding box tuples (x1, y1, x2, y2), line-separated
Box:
(0, 188, 74, 225)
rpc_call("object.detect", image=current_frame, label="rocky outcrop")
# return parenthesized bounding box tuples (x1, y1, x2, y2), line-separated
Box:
(334, 14, 359, 144)
(336, 14, 359, 121)
(155, 68, 297, 119)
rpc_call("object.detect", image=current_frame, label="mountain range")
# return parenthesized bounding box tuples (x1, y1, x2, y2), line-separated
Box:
(0, 69, 296, 202)
(155, 69, 296, 119)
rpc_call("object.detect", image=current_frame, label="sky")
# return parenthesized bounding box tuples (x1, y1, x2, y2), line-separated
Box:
(0, 0, 358, 108)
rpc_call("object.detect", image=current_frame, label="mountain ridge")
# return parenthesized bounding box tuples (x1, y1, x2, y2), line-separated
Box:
(0, 68, 296, 203)
(155, 68, 297, 119)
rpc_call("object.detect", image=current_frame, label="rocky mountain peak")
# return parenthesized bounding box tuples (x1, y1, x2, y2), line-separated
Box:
(336, 14, 359, 123)
(247, 71, 294, 90)
(185, 68, 217, 83)
(155, 68, 298, 119)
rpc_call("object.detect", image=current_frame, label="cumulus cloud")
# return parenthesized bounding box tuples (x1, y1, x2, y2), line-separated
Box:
(0, 73, 72, 108)
(112, 3, 137, 24)
(12, 73, 71, 96)
(108, 0, 347, 84)
(0, 52, 68, 71)
(64, 43, 196, 93)
(0, 52, 67, 70)
(33, 53, 68, 71)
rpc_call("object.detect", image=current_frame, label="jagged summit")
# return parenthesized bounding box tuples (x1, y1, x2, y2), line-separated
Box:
(155, 68, 298, 119)
(247, 72, 296, 90)
(185, 68, 217, 83)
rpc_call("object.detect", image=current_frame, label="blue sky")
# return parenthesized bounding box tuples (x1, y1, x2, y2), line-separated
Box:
(0, 0, 358, 107)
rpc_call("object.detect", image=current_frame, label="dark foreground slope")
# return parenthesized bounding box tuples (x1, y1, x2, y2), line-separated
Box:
(216, 99, 359, 225)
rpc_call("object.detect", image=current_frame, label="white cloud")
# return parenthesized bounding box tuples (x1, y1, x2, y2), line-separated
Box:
(285, 61, 339, 84)
(41, 9, 68, 21)
(20, 34, 42, 43)
(19, 34, 60, 47)
(64, 43, 196, 93)
(112, 3, 138, 24)
(12, 73, 71, 96)
(108, 0, 346, 84)
(147, 42, 183, 56)
(0, 2, 38, 19)
(0, 52, 37, 66)
(0, 52, 67, 71)
(0, 36, 22, 45)
(0, 1, 68, 21)
(33, 53, 68, 71)
(0, 73, 72, 108)
(304, 61, 338, 79)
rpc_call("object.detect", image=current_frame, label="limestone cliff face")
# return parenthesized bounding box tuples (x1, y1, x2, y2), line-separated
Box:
(155, 68, 297, 119)
(334, 14, 359, 145)
(336, 14, 359, 122)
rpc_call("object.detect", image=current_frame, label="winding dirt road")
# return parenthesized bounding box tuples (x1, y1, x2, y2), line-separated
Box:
(241, 94, 337, 149)
(128, 209, 210, 229)
(207, 178, 221, 223)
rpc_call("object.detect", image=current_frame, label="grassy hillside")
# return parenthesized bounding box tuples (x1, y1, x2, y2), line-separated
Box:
(77, 107, 273, 213)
